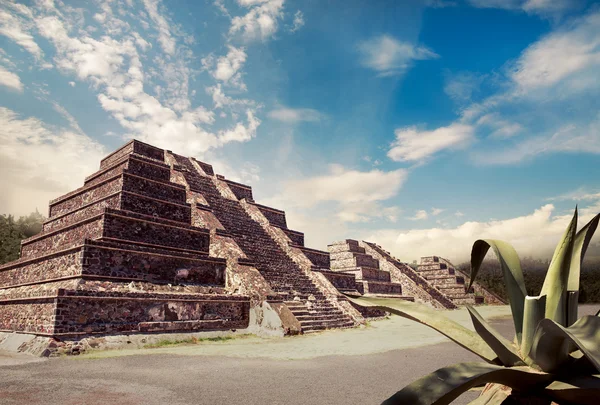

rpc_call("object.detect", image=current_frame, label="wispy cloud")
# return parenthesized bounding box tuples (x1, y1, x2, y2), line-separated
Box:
(0, 66, 23, 92)
(388, 123, 474, 162)
(289, 10, 304, 32)
(268, 107, 323, 123)
(357, 35, 439, 77)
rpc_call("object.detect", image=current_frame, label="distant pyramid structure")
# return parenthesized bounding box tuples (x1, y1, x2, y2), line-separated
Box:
(0, 139, 502, 344)
(324, 240, 504, 309)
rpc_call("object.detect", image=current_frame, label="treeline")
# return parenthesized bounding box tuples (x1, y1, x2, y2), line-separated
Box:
(0, 211, 45, 265)
(457, 257, 600, 303)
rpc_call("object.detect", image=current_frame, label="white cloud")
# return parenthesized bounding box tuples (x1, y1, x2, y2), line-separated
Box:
(388, 123, 474, 162)
(366, 203, 600, 263)
(510, 11, 600, 92)
(0, 107, 106, 216)
(455, 211, 465, 217)
(28, 1, 261, 158)
(230, 0, 284, 42)
(289, 10, 304, 32)
(217, 109, 261, 144)
(267, 107, 323, 123)
(210, 46, 247, 90)
(409, 210, 428, 221)
(0, 65, 23, 92)
(477, 113, 523, 138)
(0, 7, 44, 61)
(141, 0, 175, 55)
(358, 35, 439, 77)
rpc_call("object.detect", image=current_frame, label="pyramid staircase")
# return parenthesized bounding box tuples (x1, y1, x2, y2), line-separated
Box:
(166, 153, 355, 333)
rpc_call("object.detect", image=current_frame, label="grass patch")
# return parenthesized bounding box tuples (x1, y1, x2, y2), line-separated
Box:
(143, 334, 248, 349)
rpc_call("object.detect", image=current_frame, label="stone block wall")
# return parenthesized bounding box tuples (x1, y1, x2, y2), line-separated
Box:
(53, 292, 249, 335)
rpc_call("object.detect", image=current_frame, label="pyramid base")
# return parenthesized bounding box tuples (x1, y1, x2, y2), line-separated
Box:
(0, 288, 249, 337)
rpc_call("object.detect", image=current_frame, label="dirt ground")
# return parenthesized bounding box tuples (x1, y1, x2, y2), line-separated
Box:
(0, 305, 597, 405)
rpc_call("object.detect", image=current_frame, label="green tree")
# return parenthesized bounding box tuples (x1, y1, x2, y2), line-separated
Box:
(0, 210, 46, 264)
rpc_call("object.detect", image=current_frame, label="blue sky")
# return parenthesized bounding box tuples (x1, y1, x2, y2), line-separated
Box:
(1, 0, 599, 263)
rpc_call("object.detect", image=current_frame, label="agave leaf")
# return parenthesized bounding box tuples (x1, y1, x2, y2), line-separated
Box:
(544, 375, 600, 405)
(344, 295, 498, 363)
(466, 305, 524, 366)
(566, 290, 579, 327)
(381, 362, 552, 405)
(520, 295, 546, 364)
(470, 239, 527, 342)
(467, 384, 510, 405)
(531, 315, 600, 373)
(568, 213, 600, 291)
(540, 209, 577, 325)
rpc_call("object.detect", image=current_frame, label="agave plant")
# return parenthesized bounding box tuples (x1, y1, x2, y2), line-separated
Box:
(346, 209, 600, 405)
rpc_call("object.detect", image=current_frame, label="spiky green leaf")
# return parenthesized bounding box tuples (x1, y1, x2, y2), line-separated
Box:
(544, 375, 600, 405)
(470, 239, 527, 342)
(569, 213, 600, 291)
(566, 290, 579, 327)
(381, 362, 552, 405)
(466, 305, 524, 366)
(344, 295, 498, 363)
(531, 315, 600, 373)
(540, 209, 577, 325)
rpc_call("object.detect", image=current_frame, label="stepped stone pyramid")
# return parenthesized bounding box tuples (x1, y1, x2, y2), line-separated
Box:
(0, 139, 368, 339)
(326, 240, 504, 309)
(0, 139, 504, 345)
(0, 141, 250, 337)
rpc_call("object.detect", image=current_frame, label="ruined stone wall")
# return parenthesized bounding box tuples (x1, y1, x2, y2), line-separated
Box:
(119, 192, 191, 223)
(81, 243, 226, 286)
(21, 217, 104, 259)
(0, 248, 82, 287)
(53, 292, 249, 335)
(101, 210, 209, 252)
(0, 299, 57, 334)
